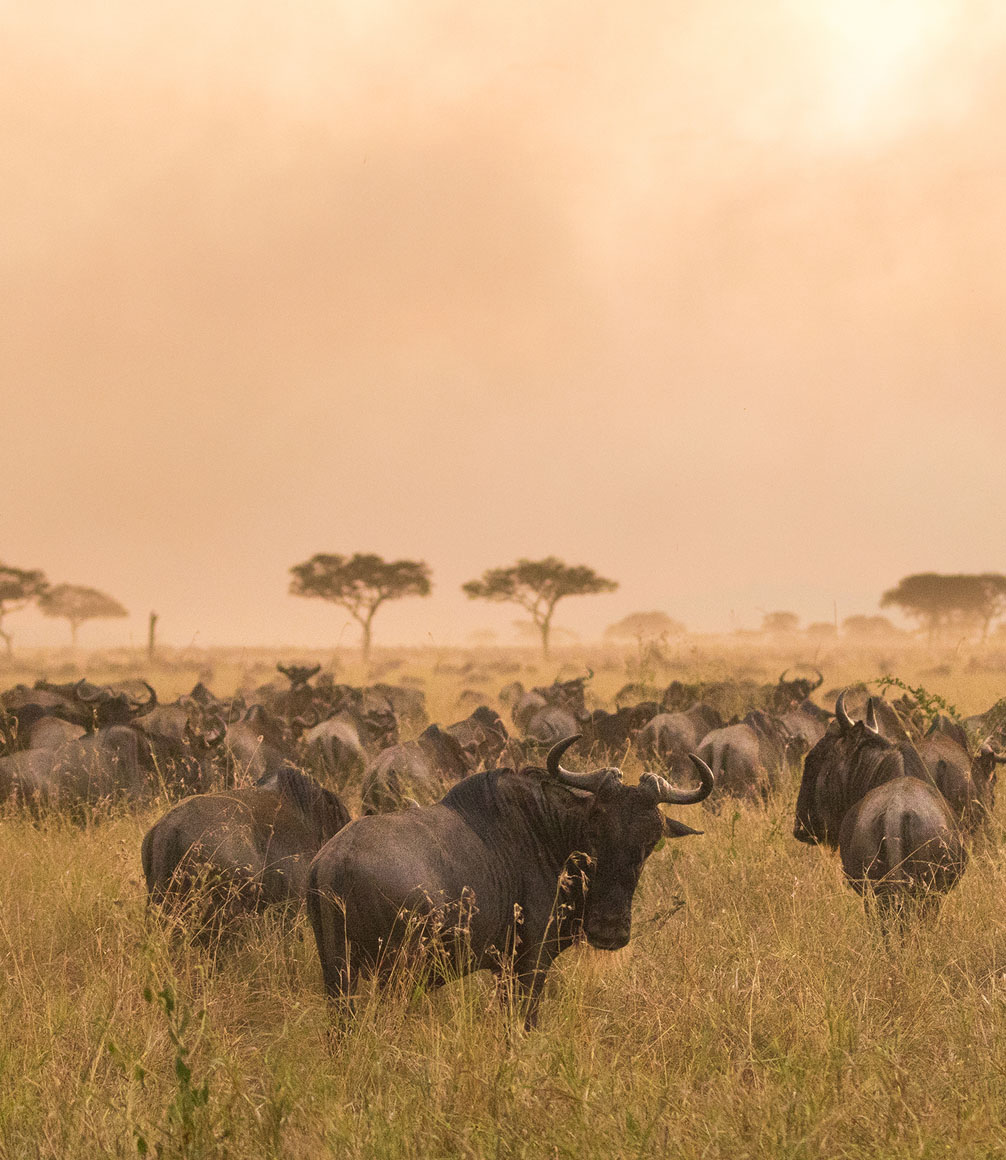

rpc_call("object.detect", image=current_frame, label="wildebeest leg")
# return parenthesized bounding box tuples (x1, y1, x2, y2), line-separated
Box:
(510, 949, 557, 1030)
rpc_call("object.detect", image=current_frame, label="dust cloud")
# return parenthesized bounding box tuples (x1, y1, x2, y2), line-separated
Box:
(3, 0, 1005, 648)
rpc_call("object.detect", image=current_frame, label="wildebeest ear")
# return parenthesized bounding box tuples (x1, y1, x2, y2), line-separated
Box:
(663, 816, 703, 838)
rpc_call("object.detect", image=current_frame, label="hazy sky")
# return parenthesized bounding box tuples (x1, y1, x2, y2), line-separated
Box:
(4, 0, 1006, 649)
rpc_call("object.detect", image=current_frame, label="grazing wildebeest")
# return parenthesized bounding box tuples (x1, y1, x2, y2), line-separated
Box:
(838, 778, 967, 922)
(360, 725, 472, 814)
(0, 725, 146, 813)
(359, 707, 508, 814)
(778, 699, 832, 752)
(578, 703, 660, 761)
(512, 674, 591, 736)
(307, 736, 713, 1027)
(141, 766, 351, 935)
(917, 715, 1003, 834)
(794, 694, 936, 847)
(695, 710, 798, 802)
(635, 703, 724, 768)
(222, 705, 299, 784)
(794, 692, 969, 922)
(300, 712, 369, 790)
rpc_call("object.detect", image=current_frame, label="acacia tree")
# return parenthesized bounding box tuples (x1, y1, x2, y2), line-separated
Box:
(604, 611, 685, 643)
(38, 584, 128, 647)
(881, 573, 1006, 642)
(289, 553, 432, 662)
(462, 557, 618, 658)
(0, 562, 48, 658)
(762, 611, 800, 635)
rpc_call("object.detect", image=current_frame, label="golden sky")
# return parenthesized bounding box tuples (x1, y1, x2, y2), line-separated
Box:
(3, 0, 1006, 649)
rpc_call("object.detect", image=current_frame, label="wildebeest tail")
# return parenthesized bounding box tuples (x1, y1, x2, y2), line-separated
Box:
(141, 820, 187, 904)
(306, 859, 350, 998)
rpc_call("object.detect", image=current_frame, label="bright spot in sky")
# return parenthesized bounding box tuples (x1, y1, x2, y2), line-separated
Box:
(801, 0, 953, 140)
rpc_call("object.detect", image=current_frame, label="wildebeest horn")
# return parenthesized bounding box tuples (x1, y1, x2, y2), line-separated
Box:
(546, 735, 621, 793)
(835, 691, 854, 731)
(864, 697, 880, 735)
(128, 681, 157, 709)
(293, 706, 320, 730)
(639, 754, 715, 805)
(75, 679, 108, 704)
(810, 668, 823, 689)
(779, 669, 792, 684)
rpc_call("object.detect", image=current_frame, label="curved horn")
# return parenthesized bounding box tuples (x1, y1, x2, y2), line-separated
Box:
(810, 668, 824, 690)
(75, 680, 103, 704)
(546, 735, 620, 793)
(292, 706, 320, 731)
(779, 669, 792, 684)
(835, 691, 854, 731)
(640, 754, 715, 805)
(127, 682, 157, 714)
(864, 697, 880, 735)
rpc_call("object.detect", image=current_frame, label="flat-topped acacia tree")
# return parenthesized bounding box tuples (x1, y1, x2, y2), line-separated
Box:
(289, 553, 432, 663)
(462, 557, 618, 658)
(38, 584, 128, 647)
(0, 562, 48, 659)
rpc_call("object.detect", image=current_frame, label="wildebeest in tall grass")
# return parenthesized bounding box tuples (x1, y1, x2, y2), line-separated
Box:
(0, 725, 147, 814)
(695, 709, 800, 802)
(794, 692, 969, 924)
(141, 766, 351, 938)
(359, 707, 509, 813)
(307, 736, 713, 1028)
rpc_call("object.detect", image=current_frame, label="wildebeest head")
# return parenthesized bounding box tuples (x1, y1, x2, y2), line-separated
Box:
(793, 692, 929, 847)
(277, 663, 322, 689)
(971, 744, 1006, 818)
(76, 680, 157, 730)
(771, 668, 824, 712)
(547, 736, 713, 950)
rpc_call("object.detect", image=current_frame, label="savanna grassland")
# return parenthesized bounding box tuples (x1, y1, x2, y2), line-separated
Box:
(4, 641, 1006, 1159)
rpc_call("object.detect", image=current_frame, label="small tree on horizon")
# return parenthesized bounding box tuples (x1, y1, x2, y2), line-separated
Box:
(881, 573, 1006, 642)
(604, 611, 686, 643)
(0, 562, 48, 658)
(289, 553, 432, 663)
(38, 584, 128, 647)
(762, 610, 800, 635)
(462, 557, 618, 658)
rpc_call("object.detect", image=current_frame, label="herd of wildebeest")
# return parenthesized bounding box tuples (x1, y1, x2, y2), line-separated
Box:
(3, 663, 1006, 1026)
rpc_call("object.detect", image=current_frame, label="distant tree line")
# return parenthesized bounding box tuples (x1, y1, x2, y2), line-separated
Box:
(6, 550, 1006, 663)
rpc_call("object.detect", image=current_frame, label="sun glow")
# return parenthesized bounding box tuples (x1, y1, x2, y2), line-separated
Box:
(798, 0, 953, 140)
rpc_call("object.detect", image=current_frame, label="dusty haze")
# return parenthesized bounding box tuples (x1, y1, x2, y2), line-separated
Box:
(4, 0, 1005, 649)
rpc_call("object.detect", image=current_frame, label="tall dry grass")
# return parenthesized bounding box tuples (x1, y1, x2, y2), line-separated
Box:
(2, 643, 1006, 1157)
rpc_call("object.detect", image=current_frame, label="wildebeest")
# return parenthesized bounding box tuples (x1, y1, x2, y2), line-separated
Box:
(359, 708, 509, 814)
(307, 736, 713, 1027)
(0, 725, 147, 814)
(635, 703, 724, 768)
(695, 710, 799, 802)
(794, 692, 969, 921)
(838, 778, 966, 922)
(778, 699, 832, 752)
(794, 694, 936, 847)
(222, 705, 300, 784)
(917, 715, 1003, 834)
(578, 703, 661, 761)
(512, 674, 591, 736)
(141, 766, 351, 936)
